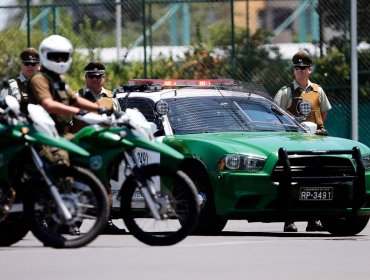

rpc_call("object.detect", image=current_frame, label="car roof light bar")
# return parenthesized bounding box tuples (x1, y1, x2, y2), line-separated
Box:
(128, 79, 235, 87)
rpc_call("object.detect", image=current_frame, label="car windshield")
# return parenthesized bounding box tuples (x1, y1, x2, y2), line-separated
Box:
(164, 94, 304, 135)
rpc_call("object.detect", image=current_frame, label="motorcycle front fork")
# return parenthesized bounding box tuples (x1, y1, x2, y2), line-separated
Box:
(30, 147, 72, 221)
(123, 151, 162, 220)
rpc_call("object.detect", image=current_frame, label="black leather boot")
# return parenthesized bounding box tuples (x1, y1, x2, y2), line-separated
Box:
(101, 220, 126, 235)
(284, 222, 298, 232)
(306, 220, 326, 232)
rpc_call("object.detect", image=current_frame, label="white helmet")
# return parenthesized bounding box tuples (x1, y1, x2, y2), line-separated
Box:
(39, 35, 73, 74)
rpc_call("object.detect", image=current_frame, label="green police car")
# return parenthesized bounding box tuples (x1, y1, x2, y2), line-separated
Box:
(115, 79, 370, 235)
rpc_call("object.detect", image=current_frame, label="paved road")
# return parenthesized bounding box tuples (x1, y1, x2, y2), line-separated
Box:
(1, 220, 370, 280)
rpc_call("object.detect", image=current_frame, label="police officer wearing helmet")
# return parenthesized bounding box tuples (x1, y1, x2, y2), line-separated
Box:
(28, 35, 101, 136)
(274, 51, 332, 233)
(27, 35, 105, 235)
(72, 60, 125, 235)
(0, 47, 40, 113)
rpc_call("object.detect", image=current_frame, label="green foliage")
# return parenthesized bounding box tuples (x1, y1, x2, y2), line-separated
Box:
(311, 48, 350, 89)
(1, 1, 370, 100)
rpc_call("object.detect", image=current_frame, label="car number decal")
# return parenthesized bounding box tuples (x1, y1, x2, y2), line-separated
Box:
(110, 149, 160, 208)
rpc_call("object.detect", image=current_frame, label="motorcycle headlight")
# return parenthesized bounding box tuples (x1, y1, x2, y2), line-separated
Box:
(218, 154, 266, 172)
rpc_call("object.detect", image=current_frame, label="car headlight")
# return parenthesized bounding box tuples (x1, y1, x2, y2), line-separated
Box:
(218, 154, 266, 172)
(362, 154, 370, 170)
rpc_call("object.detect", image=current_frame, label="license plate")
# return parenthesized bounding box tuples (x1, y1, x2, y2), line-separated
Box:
(299, 186, 333, 201)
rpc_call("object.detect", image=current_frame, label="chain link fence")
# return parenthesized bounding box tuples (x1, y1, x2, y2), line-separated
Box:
(0, 0, 369, 145)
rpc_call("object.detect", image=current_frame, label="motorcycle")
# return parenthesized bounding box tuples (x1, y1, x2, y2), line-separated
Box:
(0, 96, 109, 248)
(72, 108, 200, 246)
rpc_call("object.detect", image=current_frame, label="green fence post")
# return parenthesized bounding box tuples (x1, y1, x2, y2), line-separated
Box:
(27, 0, 31, 47)
(230, 0, 236, 79)
(142, 0, 147, 78)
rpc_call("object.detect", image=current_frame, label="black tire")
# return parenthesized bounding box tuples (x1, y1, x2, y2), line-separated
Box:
(120, 164, 199, 246)
(0, 213, 29, 246)
(24, 165, 109, 248)
(321, 216, 369, 236)
(183, 166, 227, 235)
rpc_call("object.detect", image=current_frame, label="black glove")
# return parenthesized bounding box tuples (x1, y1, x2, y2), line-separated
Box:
(98, 106, 113, 115)
(315, 128, 328, 136)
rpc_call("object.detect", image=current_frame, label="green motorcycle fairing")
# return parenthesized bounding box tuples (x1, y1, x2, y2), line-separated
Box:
(73, 125, 184, 160)
(122, 127, 184, 160)
(70, 124, 185, 185)
(0, 123, 90, 182)
(25, 131, 89, 156)
(0, 123, 89, 157)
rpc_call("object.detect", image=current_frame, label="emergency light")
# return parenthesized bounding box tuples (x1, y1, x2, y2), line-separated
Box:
(128, 79, 234, 87)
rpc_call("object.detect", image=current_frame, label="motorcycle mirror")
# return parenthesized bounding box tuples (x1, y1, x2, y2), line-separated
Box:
(5, 95, 20, 116)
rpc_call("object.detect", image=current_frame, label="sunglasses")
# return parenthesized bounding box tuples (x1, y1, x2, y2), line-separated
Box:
(87, 74, 103, 80)
(294, 66, 309, 70)
(23, 62, 38, 67)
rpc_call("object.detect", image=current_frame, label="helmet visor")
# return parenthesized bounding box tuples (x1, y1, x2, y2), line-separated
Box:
(47, 52, 70, 62)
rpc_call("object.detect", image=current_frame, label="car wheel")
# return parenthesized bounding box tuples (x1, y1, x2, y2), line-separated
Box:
(321, 216, 369, 236)
(182, 165, 227, 235)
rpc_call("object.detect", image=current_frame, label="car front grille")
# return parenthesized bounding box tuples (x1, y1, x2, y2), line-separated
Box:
(270, 147, 366, 211)
(271, 155, 356, 183)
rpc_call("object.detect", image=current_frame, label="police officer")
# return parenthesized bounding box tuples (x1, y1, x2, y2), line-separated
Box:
(28, 35, 100, 137)
(72, 61, 120, 132)
(1, 48, 40, 113)
(274, 51, 332, 233)
(27, 35, 104, 235)
(72, 61, 125, 235)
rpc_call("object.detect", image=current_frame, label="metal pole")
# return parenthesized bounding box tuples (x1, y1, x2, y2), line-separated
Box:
(149, 2, 153, 77)
(52, 6, 56, 34)
(182, 3, 190, 45)
(299, 0, 307, 42)
(318, 2, 324, 57)
(230, 0, 236, 79)
(246, 0, 249, 34)
(351, 0, 358, 141)
(27, 0, 31, 47)
(116, 0, 122, 62)
(142, 0, 147, 78)
(170, 4, 178, 45)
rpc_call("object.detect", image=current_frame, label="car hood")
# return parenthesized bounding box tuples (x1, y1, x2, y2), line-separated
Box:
(166, 132, 370, 158)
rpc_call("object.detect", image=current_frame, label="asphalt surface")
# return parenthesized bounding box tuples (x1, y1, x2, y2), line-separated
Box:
(1, 219, 370, 280)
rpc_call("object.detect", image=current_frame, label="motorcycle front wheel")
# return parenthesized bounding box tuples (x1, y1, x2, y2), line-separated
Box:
(24, 165, 109, 249)
(0, 213, 29, 246)
(120, 164, 199, 246)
